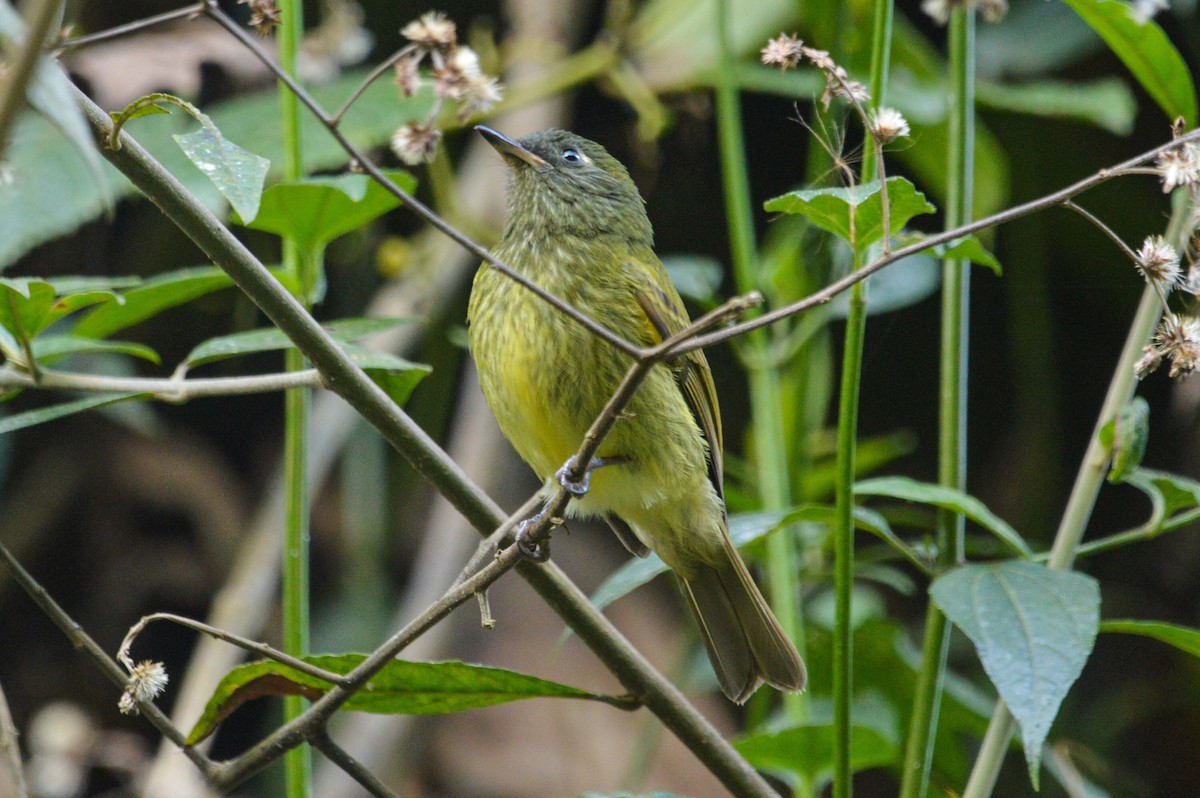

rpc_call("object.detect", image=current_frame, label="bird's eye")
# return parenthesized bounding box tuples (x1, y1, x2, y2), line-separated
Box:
(562, 148, 582, 163)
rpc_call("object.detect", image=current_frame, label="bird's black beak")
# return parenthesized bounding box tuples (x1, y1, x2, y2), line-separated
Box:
(476, 125, 547, 168)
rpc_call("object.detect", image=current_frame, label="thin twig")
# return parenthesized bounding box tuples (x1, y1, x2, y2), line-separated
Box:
(1063, 200, 1138, 261)
(330, 44, 415, 125)
(55, 3, 204, 51)
(118, 613, 348, 685)
(0, 366, 323, 401)
(311, 733, 401, 798)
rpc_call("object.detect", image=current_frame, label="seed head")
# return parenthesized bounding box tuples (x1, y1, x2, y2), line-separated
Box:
(870, 107, 911, 144)
(238, 0, 281, 37)
(402, 11, 456, 52)
(394, 54, 421, 97)
(1134, 235, 1182, 287)
(390, 121, 442, 165)
(119, 660, 168, 715)
(1156, 143, 1200, 193)
(761, 33, 805, 71)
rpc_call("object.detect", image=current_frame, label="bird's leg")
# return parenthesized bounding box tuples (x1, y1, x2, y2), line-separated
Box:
(555, 455, 624, 497)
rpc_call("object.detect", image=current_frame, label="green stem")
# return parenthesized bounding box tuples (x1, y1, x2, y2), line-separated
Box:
(276, 0, 310, 795)
(714, 0, 804, 722)
(831, 4, 894, 797)
(899, 7, 973, 798)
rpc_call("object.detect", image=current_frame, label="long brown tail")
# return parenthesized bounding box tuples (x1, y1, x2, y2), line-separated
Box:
(679, 537, 807, 703)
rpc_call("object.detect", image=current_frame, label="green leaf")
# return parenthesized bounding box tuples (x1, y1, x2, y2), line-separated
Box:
(0, 278, 123, 345)
(588, 505, 898, 613)
(173, 126, 270, 223)
(343, 344, 432, 408)
(1099, 397, 1149, 484)
(934, 236, 1002, 274)
(72, 267, 299, 340)
(1100, 619, 1200, 660)
(187, 655, 612, 746)
(854, 476, 1031, 558)
(184, 317, 414, 368)
(32, 336, 161, 365)
(735, 724, 895, 788)
(0, 3, 108, 202)
(764, 178, 936, 251)
(930, 562, 1100, 788)
(975, 77, 1137, 136)
(0, 393, 144, 435)
(243, 170, 415, 254)
(1121, 467, 1200, 536)
(1061, 0, 1197, 126)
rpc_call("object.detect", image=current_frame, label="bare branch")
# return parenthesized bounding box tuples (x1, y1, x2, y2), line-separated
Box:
(0, 367, 323, 401)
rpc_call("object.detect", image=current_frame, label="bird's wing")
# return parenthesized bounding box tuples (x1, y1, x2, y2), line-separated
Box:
(628, 258, 725, 501)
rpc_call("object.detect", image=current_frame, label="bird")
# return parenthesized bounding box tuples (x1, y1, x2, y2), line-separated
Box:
(467, 126, 806, 703)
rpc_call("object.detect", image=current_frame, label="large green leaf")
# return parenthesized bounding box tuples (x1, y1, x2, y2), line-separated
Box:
(764, 178, 936, 251)
(854, 476, 1031, 558)
(1099, 619, 1200, 660)
(183, 317, 414, 368)
(242, 170, 415, 253)
(32, 335, 160, 365)
(735, 724, 895, 789)
(930, 562, 1100, 788)
(1061, 0, 1197, 127)
(0, 278, 123, 360)
(186, 655, 616, 746)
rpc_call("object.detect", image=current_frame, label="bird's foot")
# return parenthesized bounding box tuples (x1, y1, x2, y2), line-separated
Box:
(555, 455, 622, 497)
(513, 513, 551, 562)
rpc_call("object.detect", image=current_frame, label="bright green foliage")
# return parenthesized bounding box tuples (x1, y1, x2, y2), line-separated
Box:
(930, 562, 1100, 788)
(764, 178, 936, 251)
(1062, 0, 1197, 126)
(1099, 397, 1149, 484)
(0, 393, 143, 435)
(183, 317, 413, 368)
(735, 723, 895, 790)
(187, 655, 614, 746)
(854, 476, 1031, 558)
(1100, 619, 1200, 660)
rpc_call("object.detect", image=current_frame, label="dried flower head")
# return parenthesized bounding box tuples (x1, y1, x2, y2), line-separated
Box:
(761, 33, 805, 71)
(390, 121, 443, 165)
(1156, 143, 1200, 193)
(1153, 315, 1200, 378)
(119, 660, 168, 715)
(458, 74, 503, 120)
(821, 66, 870, 109)
(433, 46, 482, 99)
(394, 54, 421, 97)
(402, 11, 456, 52)
(1135, 235, 1182, 287)
(922, 0, 1005, 25)
(921, 0, 955, 25)
(239, 0, 281, 37)
(1134, 344, 1163, 380)
(869, 106, 911, 144)
(801, 47, 834, 71)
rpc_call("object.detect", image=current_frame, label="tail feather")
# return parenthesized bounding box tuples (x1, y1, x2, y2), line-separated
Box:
(679, 539, 807, 703)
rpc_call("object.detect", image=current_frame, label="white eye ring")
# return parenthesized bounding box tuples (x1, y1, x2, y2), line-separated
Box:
(562, 148, 582, 163)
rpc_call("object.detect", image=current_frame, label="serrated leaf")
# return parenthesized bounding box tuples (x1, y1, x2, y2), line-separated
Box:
(1101, 397, 1149, 483)
(31, 336, 160, 365)
(930, 562, 1100, 787)
(935, 235, 1002, 274)
(184, 317, 413, 368)
(855, 476, 1031, 558)
(173, 116, 270, 222)
(0, 393, 144, 434)
(1061, 0, 1197, 127)
(187, 655, 610, 746)
(734, 724, 895, 787)
(764, 178, 936, 251)
(1100, 619, 1200, 660)
(244, 170, 415, 254)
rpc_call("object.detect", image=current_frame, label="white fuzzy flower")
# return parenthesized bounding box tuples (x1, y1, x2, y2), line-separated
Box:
(1156, 143, 1200, 193)
(870, 106, 911, 144)
(1135, 235, 1182, 287)
(119, 660, 168, 715)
